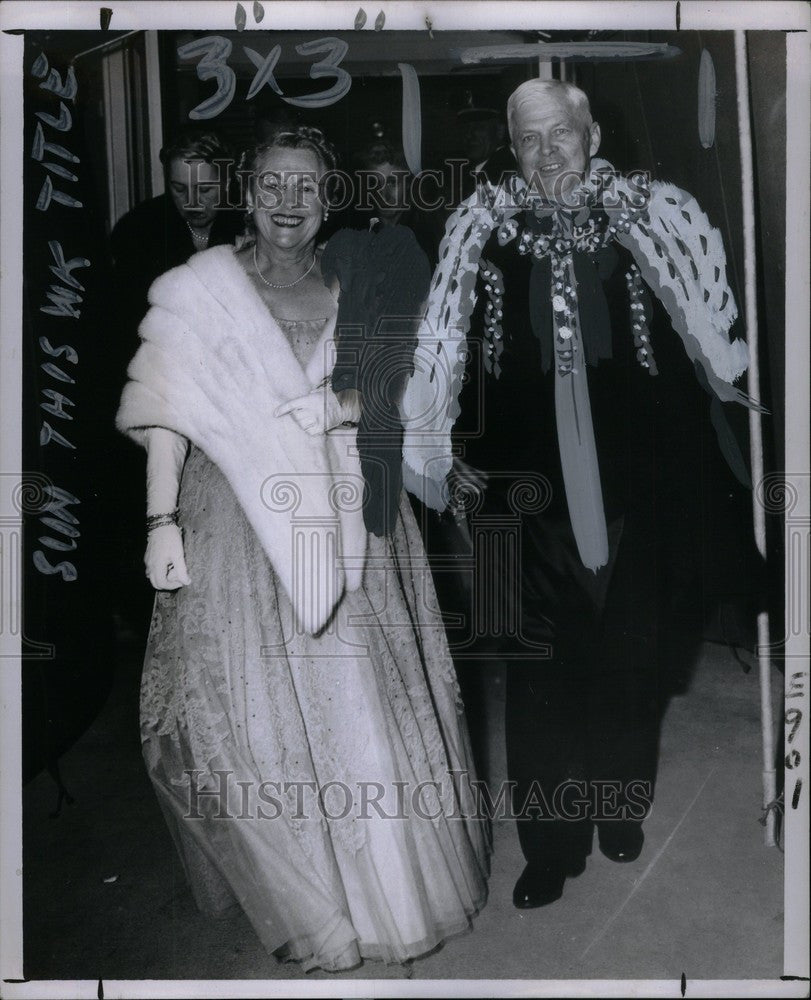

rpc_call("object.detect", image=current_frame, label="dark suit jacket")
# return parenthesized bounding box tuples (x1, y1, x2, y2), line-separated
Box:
(110, 194, 243, 375)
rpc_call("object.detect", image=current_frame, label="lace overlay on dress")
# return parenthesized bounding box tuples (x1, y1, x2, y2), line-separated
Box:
(139, 310, 488, 968)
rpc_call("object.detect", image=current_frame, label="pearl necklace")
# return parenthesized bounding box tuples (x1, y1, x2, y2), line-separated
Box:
(253, 244, 316, 289)
(186, 221, 210, 245)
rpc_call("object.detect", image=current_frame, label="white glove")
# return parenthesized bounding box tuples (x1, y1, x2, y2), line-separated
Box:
(145, 523, 191, 590)
(275, 386, 360, 436)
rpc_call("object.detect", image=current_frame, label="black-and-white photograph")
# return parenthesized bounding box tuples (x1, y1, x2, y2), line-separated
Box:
(0, 2, 808, 997)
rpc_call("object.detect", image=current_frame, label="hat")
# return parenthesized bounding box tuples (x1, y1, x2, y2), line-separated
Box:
(456, 90, 500, 123)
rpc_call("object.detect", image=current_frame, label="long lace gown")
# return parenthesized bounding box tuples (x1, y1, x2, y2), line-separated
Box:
(140, 315, 489, 972)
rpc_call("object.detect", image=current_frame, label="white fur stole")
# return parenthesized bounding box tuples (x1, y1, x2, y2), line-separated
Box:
(116, 245, 368, 635)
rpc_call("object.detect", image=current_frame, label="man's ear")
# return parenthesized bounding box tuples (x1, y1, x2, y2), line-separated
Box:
(589, 122, 602, 158)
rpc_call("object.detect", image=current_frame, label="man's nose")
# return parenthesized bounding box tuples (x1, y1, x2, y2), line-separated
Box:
(540, 132, 558, 156)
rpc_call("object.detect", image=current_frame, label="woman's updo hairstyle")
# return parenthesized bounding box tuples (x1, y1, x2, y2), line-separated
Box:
(160, 128, 234, 171)
(240, 125, 340, 209)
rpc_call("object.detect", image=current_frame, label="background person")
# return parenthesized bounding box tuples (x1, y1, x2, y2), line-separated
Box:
(110, 128, 243, 353)
(108, 129, 243, 633)
(351, 139, 444, 269)
(455, 93, 516, 203)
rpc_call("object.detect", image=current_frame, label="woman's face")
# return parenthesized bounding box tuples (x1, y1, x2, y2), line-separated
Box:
(168, 156, 221, 228)
(370, 161, 410, 220)
(250, 146, 325, 254)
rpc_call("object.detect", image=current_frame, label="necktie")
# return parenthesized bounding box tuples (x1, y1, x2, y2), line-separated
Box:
(549, 252, 609, 572)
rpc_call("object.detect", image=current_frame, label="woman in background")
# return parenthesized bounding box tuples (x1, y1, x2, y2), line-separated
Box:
(352, 139, 444, 268)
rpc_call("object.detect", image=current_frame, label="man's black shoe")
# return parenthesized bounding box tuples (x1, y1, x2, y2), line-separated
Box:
(512, 856, 586, 909)
(597, 822, 644, 863)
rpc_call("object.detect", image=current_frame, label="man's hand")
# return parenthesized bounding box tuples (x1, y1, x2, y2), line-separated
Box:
(446, 456, 489, 513)
(145, 523, 191, 590)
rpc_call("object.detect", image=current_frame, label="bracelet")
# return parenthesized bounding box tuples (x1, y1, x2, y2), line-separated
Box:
(146, 509, 179, 533)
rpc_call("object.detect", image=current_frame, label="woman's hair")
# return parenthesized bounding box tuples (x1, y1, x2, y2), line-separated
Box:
(240, 125, 340, 216)
(355, 140, 408, 173)
(159, 128, 233, 170)
(241, 125, 338, 181)
(238, 125, 339, 239)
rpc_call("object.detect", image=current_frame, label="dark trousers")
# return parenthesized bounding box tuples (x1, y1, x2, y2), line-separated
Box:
(493, 495, 663, 868)
(505, 630, 660, 867)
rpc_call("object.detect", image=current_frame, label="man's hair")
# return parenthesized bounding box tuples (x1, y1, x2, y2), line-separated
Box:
(506, 80, 593, 143)
(159, 128, 233, 169)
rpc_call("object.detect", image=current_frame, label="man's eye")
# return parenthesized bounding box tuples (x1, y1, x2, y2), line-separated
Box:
(521, 134, 536, 145)
(555, 127, 570, 135)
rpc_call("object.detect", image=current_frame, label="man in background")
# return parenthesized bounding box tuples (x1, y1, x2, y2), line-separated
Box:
(456, 94, 516, 202)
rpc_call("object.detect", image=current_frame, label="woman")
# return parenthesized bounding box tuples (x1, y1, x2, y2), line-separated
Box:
(108, 129, 244, 636)
(352, 139, 444, 268)
(116, 126, 488, 972)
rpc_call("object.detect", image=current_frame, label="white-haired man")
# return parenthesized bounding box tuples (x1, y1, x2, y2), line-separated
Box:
(402, 79, 754, 908)
(507, 78, 600, 204)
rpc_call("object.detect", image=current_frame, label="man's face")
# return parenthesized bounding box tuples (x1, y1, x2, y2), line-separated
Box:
(510, 94, 601, 204)
(168, 157, 221, 228)
(463, 120, 501, 165)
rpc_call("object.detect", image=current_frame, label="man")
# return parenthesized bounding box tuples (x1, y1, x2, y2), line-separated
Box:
(401, 80, 754, 907)
(456, 96, 516, 202)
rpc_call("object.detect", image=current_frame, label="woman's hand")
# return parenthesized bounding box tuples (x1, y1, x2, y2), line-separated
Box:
(145, 523, 191, 590)
(275, 386, 359, 436)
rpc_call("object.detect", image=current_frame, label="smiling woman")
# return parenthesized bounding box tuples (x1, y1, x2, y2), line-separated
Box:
(248, 142, 330, 287)
(115, 123, 489, 972)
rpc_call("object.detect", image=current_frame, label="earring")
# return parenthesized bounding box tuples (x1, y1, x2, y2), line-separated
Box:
(323, 208, 330, 221)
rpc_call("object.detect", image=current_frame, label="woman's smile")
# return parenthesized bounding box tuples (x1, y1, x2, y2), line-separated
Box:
(270, 214, 305, 228)
(251, 146, 325, 254)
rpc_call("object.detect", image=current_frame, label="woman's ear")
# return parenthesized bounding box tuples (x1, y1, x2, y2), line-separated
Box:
(246, 187, 255, 213)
